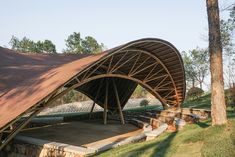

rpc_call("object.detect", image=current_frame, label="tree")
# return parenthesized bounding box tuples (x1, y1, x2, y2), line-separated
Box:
(221, 4, 235, 55)
(182, 48, 209, 89)
(191, 48, 209, 89)
(182, 51, 197, 89)
(206, 0, 227, 125)
(9, 36, 56, 53)
(64, 32, 104, 54)
(140, 99, 149, 110)
(9, 36, 36, 53)
(82, 36, 104, 54)
(220, 4, 235, 88)
(186, 87, 204, 100)
(36, 40, 56, 54)
(64, 32, 83, 54)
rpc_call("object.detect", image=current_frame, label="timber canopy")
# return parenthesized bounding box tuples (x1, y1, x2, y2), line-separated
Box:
(0, 38, 186, 130)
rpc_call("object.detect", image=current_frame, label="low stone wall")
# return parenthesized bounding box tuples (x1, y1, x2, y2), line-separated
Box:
(180, 108, 211, 119)
(2, 136, 95, 157)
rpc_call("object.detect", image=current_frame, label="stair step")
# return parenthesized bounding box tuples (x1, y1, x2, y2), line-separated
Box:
(145, 123, 168, 141)
(130, 118, 150, 129)
(138, 115, 151, 122)
(150, 118, 163, 129)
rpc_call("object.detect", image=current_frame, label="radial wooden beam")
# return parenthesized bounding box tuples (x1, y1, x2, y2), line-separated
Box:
(128, 52, 141, 75)
(109, 51, 128, 73)
(89, 78, 104, 119)
(154, 75, 169, 90)
(130, 62, 156, 77)
(104, 78, 109, 124)
(111, 53, 139, 73)
(129, 56, 151, 76)
(112, 78, 125, 125)
(143, 63, 159, 80)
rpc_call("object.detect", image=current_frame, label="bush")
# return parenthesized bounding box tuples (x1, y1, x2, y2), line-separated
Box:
(186, 87, 204, 100)
(226, 85, 235, 108)
(140, 99, 149, 108)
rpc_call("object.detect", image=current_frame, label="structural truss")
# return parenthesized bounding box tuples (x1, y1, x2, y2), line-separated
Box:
(0, 38, 185, 149)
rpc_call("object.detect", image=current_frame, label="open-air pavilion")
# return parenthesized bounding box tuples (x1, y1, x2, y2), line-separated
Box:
(0, 38, 185, 150)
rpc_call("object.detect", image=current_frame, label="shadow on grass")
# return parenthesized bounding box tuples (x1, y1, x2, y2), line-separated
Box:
(227, 110, 235, 119)
(196, 121, 210, 128)
(121, 132, 177, 157)
(150, 132, 177, 157)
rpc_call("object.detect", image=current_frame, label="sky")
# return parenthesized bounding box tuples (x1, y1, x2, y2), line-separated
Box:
(0, 0, 233, 53)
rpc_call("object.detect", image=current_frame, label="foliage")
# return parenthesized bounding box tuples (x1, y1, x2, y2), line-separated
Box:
(186, 87, 204, 100)
(140, 99, 149, 108)
(225, 85, 235, 108)
(64, 32, 104, 54)
(36, 40, 56, 53)
(182, 92, 211, 109)
(9, 36, 56, 53)
(220, 4, 235, 57)
(131, 85, 148, 98)
(61, 90, 89, 104)
(221, 4, 235, 89)
(64, 32, 83, 54)
(82, 36, 104, 54)
(182, 48, 209, 89)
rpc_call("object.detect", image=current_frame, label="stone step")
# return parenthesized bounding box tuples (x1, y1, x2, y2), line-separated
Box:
(145, 123, 168, 141)
(138, 115, 151, 123)
(130, 118, 151, 130)
(150, 118, 163, 129)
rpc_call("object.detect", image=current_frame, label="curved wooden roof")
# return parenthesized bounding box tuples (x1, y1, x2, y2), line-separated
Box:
(0, 38, 185, 130)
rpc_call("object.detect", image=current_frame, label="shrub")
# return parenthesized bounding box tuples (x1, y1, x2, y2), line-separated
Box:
(140, 99, 149, 108)
(186, 87, 204, 100)
(226, 85, 235, 108)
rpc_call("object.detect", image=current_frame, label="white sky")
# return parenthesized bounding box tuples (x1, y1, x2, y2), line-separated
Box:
(0, 0, 234, 91)
(0, 0, 233, 53)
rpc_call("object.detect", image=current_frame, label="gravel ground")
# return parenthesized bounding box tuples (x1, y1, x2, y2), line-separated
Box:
(39, 98, 161, 116)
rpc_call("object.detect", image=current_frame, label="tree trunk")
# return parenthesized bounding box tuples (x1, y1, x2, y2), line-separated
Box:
(199, 81, 202, 89)
(206, 0, 227, 125)
(192, 78, 195, 88)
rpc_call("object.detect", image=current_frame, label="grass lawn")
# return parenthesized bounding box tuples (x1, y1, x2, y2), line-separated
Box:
(94, 93, 235, 157)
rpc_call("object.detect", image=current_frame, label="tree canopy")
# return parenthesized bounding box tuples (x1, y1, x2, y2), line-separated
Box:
(9, 36, 56, 54)
(64, 32, 104, 54)
(182, 48, 209, 89)
(220, 4, 235, 57)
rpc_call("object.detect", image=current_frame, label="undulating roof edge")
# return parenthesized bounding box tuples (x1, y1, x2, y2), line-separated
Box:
(0, 38, 186, 130)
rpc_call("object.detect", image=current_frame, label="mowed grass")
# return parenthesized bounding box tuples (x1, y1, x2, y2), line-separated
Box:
(181, 93, 211, 109)
(94, 93, 235, 157)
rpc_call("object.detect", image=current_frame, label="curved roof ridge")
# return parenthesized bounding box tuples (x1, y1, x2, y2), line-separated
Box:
(0, 38, 185, 130)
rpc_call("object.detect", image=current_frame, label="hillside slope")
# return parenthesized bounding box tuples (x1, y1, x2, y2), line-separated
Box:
(95, 94, 235, 157)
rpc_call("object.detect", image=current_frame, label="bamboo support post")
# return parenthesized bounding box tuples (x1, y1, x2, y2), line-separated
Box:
(112, 78, 125, 124)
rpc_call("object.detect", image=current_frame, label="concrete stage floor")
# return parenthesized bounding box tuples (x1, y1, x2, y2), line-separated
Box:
(19, 120, 142, 148)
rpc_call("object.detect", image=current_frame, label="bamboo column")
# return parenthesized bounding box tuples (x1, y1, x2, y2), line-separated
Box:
(112, 78, 125, 124)
(104, 78, 109, 124)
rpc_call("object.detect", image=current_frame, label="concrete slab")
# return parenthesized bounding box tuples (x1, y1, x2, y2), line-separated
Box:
(19, 120, 141, 147)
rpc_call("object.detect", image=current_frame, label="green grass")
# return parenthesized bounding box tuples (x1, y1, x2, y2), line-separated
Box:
(94, 93, 235, 157)
(181, 93, 211, 109)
